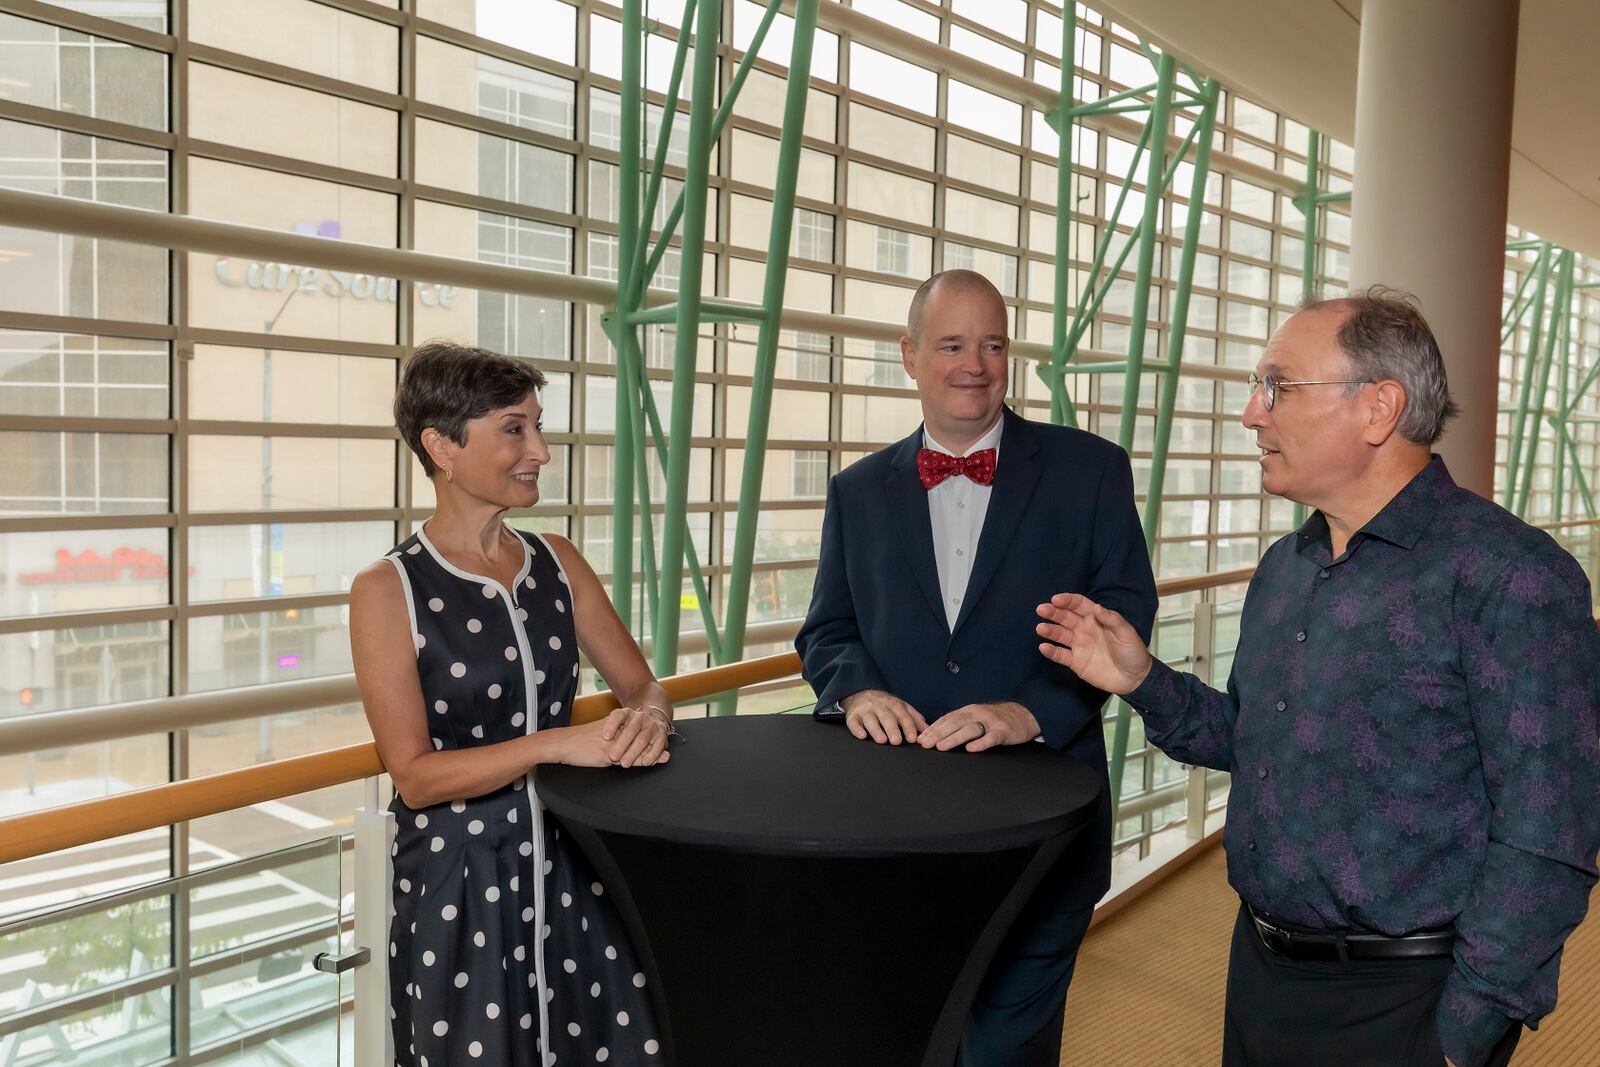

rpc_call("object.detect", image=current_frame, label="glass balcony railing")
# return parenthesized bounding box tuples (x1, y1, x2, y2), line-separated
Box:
(0, 837, 346, 1066)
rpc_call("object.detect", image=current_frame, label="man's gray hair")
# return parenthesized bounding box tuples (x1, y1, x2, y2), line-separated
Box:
(1301, 286, 1459, 444)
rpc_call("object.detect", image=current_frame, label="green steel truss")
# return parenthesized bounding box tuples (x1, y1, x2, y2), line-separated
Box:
(1501, 240, 1600, 522)
(603, 0, 821, 699)
(592, 6, 1600, 823)
(597, 8, 1348, 817)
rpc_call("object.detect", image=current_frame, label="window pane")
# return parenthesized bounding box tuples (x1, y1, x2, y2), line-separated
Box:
(187, 604, 351, 692)
(0, 620, 169, 718)
(189, 345, 394, 426)
(0, 431, 168, 515)
(0, 330, 167, 418)
(415, 119, 574, 213)
(29, 0, 165, 31)
(846, 163, 934, 225)
(189, 521, 394, 602)
(416, 36, 575, 138)
(1, 528, 170, 620)
(188, 63, 398, 177)
(0, 13, 167, 129)
(720, 506, 823, 564)
(189, 0, 398, 89)
(188, 159, 398, 343)
(187, 436, 395, 511)
(847, 44, 935, 115)
(0, 119, 169, 324)
(418, 0, 578, 66)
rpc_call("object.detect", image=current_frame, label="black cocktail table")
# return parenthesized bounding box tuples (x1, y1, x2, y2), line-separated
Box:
(536, 715, 1102, 1067)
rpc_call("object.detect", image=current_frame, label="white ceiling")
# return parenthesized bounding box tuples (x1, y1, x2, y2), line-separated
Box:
(1093, 0, 1600, 260)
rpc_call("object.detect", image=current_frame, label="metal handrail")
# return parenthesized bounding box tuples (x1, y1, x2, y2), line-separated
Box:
(0, 652, 803, 866)
(0, 616, 803, 758)
(0, 566, 1261, 757)
(0, 186, 1249, 384)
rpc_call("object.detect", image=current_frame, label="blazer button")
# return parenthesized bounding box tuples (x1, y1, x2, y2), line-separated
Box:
(946, 660, 960, 674)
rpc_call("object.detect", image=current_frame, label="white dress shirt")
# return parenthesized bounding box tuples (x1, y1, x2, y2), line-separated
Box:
(923, 415, 1003, 630)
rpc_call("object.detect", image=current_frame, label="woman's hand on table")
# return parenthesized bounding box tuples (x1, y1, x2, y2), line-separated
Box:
(554, 708, 672, 769)
(603, 706, 675, 767)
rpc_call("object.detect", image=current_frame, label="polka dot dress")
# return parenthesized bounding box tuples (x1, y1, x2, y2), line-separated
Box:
(383, 527, 660, 1066)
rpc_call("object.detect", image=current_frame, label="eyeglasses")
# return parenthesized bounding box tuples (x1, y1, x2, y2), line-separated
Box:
(1246, 372, 1371, 412)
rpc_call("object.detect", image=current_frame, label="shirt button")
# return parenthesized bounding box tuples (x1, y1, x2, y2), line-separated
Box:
(1276, 700, 1287, 712)
(1295, 631, 1307, 643)
(956, 501, 966, 510)
(946, 661, 960, 674)
(1318, 569, 1330, 579)
(1257, 767, 1269, 780)
(955, 548, 964, 557)
(1248, 840, 1257, 852)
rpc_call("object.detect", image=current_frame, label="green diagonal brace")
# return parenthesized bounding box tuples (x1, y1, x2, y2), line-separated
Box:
(1115, 53, 1174, 452)
(1504, 242, 1552, 508)
(1107, 51, 1176, 827)
(609, 2, 646, 629)
(650, 0, 722, 676)
(717, 0, 821, 715)
(634, 0, 788, 294)
(1514, 249, 1570, 517)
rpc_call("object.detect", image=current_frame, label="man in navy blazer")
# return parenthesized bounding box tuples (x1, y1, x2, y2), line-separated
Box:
(796, 270, 1157, 1065)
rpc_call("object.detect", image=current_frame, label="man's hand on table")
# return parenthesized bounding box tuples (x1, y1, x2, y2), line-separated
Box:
(841, 689, 929, 745)
(917, 702, 1039, 752)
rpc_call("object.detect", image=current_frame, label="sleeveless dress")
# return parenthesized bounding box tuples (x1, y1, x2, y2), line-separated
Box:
(382, 525, 660, 1067)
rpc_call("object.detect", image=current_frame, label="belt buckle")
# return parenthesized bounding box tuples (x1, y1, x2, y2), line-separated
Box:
(1251, 910, 1294, 956)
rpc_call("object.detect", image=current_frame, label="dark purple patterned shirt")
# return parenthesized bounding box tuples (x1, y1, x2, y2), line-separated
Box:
(1127, 456, 1600, 1067)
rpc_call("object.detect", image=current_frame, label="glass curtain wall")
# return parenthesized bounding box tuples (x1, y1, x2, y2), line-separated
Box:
(1, 0, 1592, 907)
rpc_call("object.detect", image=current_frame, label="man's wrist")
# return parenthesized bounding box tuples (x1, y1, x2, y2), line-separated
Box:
(1129, 654, 1155, 694)
(1008, 701, 1041, 741)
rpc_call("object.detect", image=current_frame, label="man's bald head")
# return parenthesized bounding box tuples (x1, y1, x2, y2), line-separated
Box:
(907, 270, 1007, 342)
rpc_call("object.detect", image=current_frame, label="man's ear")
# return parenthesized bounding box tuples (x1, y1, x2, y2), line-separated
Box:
(900, 335, 917, 380)
(1362, 380, 1407, 446)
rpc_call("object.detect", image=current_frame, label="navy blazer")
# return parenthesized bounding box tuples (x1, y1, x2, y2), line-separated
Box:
(796, 408, 1158, 903)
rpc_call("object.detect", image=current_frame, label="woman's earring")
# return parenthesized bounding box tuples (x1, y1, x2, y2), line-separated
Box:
(444, 468, 453, 483)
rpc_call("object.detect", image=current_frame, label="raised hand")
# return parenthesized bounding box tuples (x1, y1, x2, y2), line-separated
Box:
(840, 689, 929, 745)
(1035, 592, 1154, 695)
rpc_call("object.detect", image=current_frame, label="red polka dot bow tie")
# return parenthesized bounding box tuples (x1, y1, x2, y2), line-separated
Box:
(917, 447, 997, 489)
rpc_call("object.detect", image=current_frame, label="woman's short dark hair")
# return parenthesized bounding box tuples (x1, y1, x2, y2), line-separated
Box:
(394, 340, 546, 477)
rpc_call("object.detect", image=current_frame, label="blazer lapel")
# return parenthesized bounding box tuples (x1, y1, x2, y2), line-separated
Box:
(885, 428, 949, 631)
(952, 409, 1043, 635)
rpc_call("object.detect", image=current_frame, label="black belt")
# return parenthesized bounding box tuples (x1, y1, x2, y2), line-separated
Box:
(1247, 905, 1455, 962)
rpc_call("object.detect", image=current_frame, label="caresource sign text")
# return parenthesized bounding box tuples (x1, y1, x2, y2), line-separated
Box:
(214, 259, 460, 308)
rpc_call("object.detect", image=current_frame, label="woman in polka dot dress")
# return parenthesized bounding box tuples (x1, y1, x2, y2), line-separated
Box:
(351, 342, 668, 1067)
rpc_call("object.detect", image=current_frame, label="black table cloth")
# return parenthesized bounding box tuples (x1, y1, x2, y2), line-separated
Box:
(535, 714, 1103, 1067)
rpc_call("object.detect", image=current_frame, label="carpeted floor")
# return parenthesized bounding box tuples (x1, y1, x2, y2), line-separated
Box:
(1060, 844, 1600, 1065)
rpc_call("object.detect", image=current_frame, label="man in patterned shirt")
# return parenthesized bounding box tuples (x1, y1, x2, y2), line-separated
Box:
(1035, 287, 1599, 1067)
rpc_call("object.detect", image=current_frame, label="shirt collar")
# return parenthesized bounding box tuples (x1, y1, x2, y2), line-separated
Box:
(1297, 454, 1454, 553)
(922, 412, 1004, 459)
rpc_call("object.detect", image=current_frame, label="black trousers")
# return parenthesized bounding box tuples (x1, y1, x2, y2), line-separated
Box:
(1222, 905, 1522, 1067)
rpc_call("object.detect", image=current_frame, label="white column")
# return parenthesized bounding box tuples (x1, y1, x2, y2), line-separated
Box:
(1347, 0, 1520, 499)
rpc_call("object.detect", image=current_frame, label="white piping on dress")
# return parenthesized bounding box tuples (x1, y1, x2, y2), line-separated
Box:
(414, 524, 552, 1057)
(385, 554, 421, 657)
